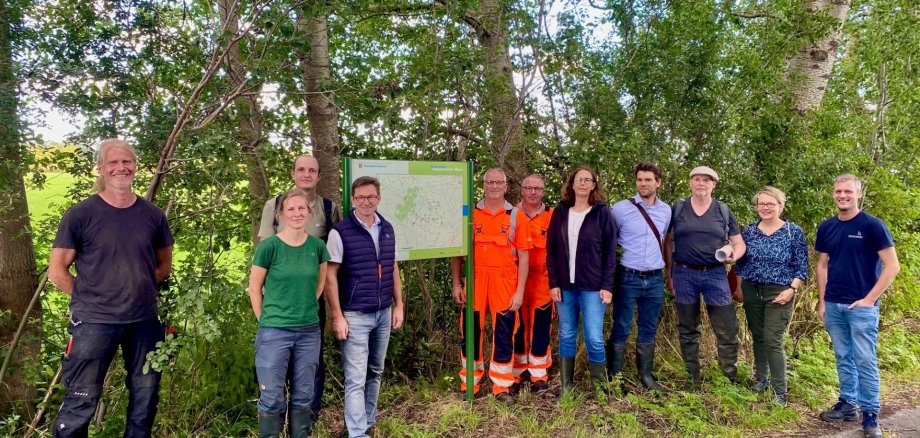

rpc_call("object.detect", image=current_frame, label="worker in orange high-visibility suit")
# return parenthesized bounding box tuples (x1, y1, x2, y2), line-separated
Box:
(452, 168, 531, 405)
(511, 174, 554, 396)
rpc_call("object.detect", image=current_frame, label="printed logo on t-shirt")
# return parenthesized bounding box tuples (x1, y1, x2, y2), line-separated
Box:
(848, 231, 863, 239)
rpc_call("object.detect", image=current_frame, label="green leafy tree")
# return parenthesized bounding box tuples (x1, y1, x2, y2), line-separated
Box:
(0, 0, 40, 417)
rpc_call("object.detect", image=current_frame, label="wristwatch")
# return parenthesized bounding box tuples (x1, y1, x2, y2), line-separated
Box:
(789, 285, 798, 293)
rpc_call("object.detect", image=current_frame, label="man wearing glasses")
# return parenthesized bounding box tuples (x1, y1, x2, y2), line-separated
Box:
(257, 155, 341, 421)
(325, 176, 403, 438)
(511, 174, 554, 396)
(451, 168, 531, 405)
(664, 165, 746, 388)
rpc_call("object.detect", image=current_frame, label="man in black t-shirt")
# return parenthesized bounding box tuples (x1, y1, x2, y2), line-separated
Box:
(664, 166, 746, 387)
(48, 139, 173, 438)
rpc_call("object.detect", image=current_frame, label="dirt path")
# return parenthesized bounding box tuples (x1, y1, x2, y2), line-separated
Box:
(767, 385, 920, 438)
(823, 405, 920, 437)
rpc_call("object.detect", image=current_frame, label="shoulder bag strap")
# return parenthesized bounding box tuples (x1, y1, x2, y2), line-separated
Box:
(628, 198, 663, 257)
(271, 194, 283, 233)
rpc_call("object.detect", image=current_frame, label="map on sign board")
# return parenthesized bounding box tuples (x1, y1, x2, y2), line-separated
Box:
(347, 159, 470, 261)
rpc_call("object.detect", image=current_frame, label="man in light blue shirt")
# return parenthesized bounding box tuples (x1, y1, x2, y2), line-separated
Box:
(606, 162, 671, 394)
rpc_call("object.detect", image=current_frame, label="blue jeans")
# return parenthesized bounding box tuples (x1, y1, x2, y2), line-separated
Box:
(53, 317, 164, 438)
(254, 325, 321, 414)
(341, 308, 392, 438)
(557, 289, 607, 364)
(672, 264, 732, 306)
(609, 270, 665, 345)
(825, 302, 881, 414)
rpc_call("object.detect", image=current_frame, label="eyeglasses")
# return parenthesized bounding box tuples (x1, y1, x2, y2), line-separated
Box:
(757, 202, 778, 208)
(484, 180, 506, 186)
(522, 186, 544, 192)
(353, 195, 379, 203)
(574, 178, 595, 185)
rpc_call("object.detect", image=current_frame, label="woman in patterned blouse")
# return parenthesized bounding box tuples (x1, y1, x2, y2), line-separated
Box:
(735, 186, 809, 407)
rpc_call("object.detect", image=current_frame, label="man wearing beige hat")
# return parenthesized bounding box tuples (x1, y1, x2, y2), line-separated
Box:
(664, 165, 746, 388)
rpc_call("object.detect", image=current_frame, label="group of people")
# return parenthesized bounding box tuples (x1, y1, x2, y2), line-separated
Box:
(46, 138, 899, 438)
(248, 157, 402, 438)
(447, 163, 899, 438)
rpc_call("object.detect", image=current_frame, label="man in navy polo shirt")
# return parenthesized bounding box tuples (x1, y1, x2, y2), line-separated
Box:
(816, 174, 899, 438)
(325, 176, 403, 438)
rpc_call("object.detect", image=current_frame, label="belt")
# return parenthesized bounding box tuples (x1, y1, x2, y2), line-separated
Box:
(674, 261, 722, 271)
(618, 266, 662, 276)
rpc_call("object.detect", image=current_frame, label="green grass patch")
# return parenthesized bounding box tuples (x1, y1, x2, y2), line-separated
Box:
(26, 171, 78, 222)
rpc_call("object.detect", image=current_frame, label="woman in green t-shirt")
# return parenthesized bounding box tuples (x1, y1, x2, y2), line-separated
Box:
(248, 189, 330, 437)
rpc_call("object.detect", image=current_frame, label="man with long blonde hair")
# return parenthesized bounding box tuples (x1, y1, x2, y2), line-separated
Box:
(49, 139, 173, 437)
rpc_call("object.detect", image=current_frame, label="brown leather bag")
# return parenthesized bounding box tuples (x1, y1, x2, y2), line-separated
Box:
(728, 265, 743, 303)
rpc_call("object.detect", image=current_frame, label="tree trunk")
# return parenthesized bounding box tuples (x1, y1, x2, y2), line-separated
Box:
(296, 6, 342, 205)
(786, 0, 851, 113)
(462, 0, 527, 199)
(217, 0, 269, 247)
(0, 0, 40, 416)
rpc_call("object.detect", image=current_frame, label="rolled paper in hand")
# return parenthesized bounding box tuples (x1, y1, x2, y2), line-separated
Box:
(715, 244, 734, 262)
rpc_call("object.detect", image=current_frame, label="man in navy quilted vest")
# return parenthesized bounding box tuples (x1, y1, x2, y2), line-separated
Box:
(325, 176, 403, 438)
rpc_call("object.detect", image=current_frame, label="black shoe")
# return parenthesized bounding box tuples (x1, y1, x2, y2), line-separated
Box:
(819, 398, 859, 422)
(751, 378, 770, 393)
(861, 412, 882, 438)
(508, 381, 522, 396)
(773, 393, 788, 407)
(531, 380, 550, 395)
(495, 391, 515, 406)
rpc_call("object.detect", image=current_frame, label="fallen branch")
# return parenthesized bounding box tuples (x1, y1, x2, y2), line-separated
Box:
(0, 269, 48, 385)
(23, 363, 62, 438)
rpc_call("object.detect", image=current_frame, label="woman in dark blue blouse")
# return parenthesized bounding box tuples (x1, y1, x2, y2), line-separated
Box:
(735, 186, 809, 406)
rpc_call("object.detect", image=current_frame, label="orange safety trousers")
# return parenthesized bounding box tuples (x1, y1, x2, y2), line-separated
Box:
(460, 203, 531, 395)
(459, 266, 520, 395)
(512, 206, 554, 382)
(513, 261, 554, 383)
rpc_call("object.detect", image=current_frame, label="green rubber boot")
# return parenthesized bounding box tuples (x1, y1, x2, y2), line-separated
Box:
(606, 343, 626, 377)
(588, 362, 608, 397)
(560, 357, 576, 395)
(258, 413, 282, 438)
(288, 408, 315, 438)
(637, 343, 669, 395)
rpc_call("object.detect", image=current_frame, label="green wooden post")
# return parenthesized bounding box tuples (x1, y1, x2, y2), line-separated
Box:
(465, 159, 475, 401)
(341, 157, 351, 212)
